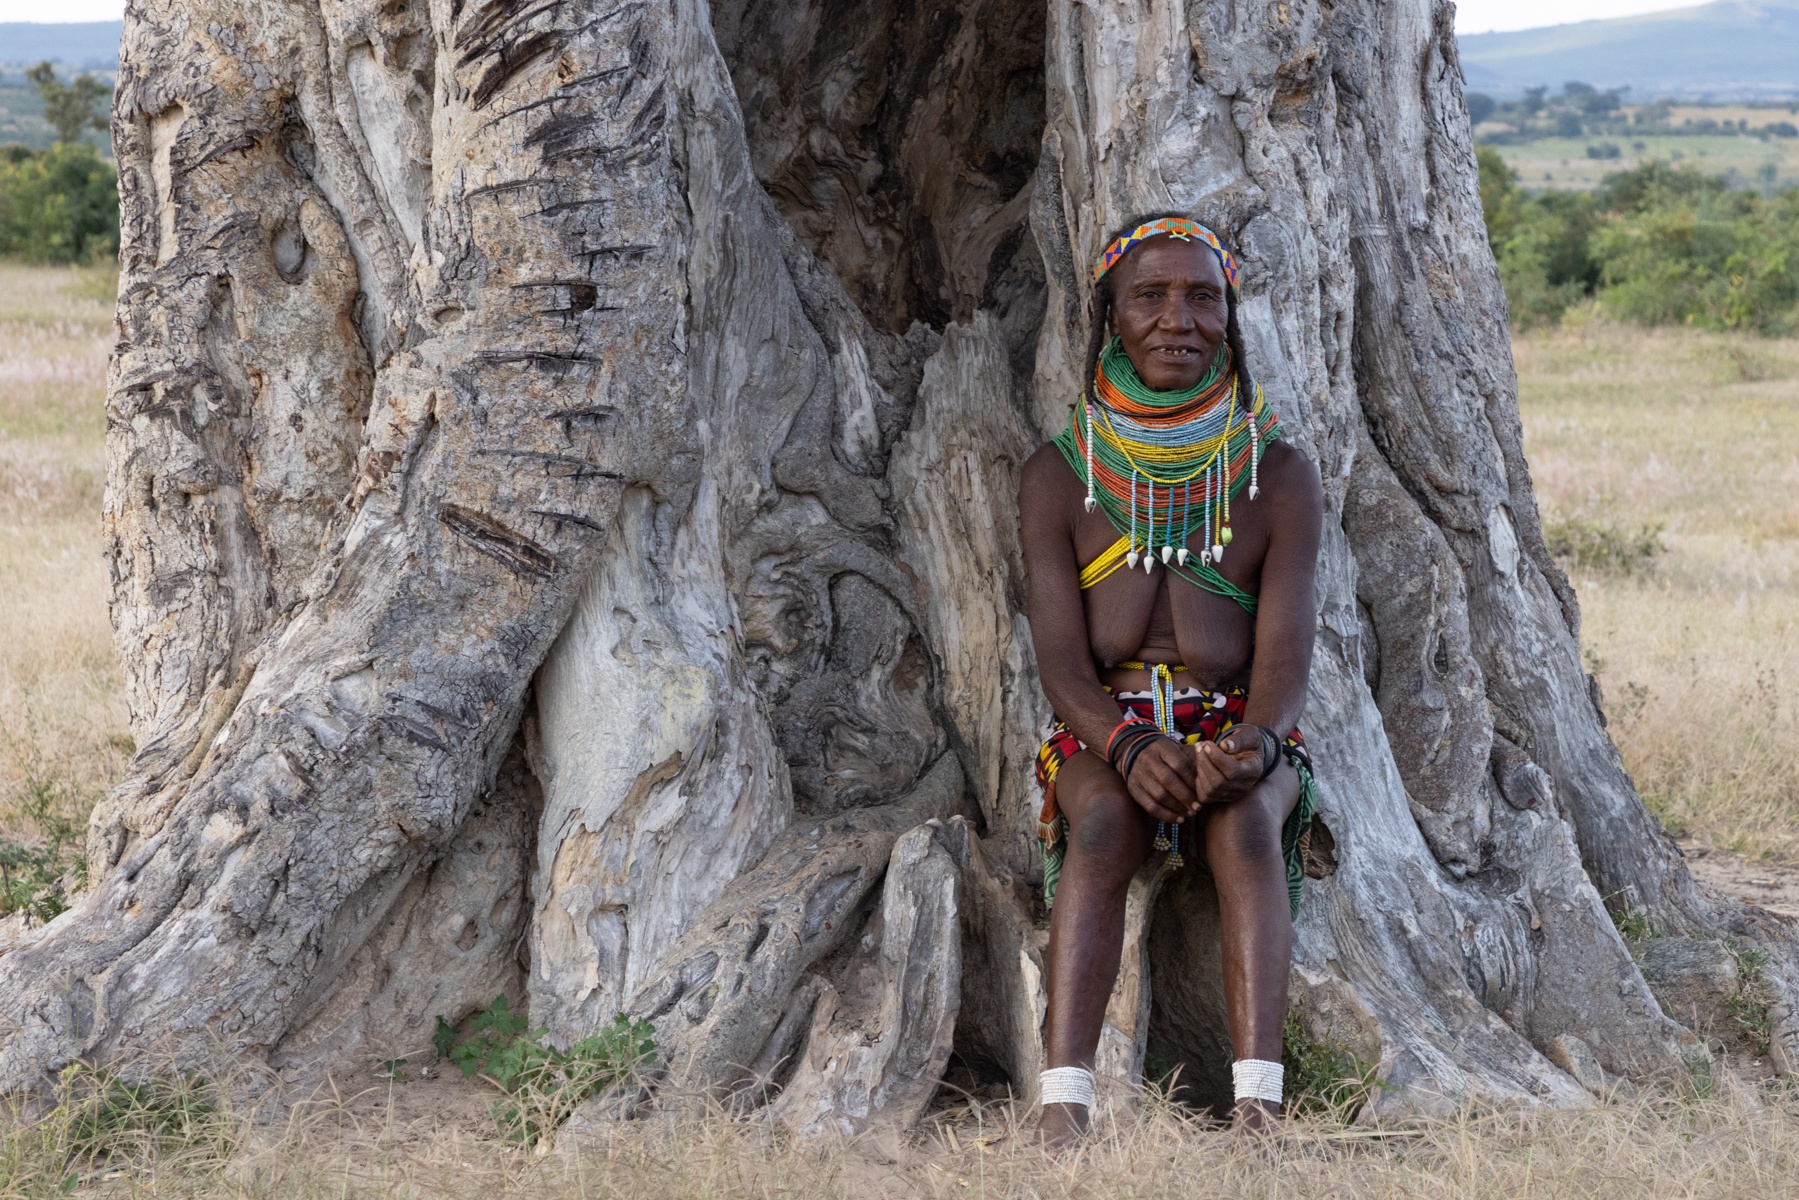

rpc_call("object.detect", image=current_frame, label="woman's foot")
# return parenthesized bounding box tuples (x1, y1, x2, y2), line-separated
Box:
(1039, 1101, 1089, 1148)
(1232, 1097, 1281, 1137)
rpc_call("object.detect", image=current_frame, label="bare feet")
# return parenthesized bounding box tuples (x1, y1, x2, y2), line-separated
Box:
(1039, 1101, 1089, 1149)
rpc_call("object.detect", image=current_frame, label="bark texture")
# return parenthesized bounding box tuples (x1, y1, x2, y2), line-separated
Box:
(2, 0, 1794, 1130)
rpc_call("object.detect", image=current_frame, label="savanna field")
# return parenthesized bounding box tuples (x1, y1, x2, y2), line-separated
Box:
(2, 266, 1799, 1193)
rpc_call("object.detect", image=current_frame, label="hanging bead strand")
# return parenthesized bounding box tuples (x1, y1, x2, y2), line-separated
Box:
(1248, 405, 1261, 501)
(1127, 467, 1141, 569)
(1178, 481, 1191, 566)
(1203, 465, 1214, 564)
(1083, 396, 1097, 512)
(1145, 481, 1157, 572)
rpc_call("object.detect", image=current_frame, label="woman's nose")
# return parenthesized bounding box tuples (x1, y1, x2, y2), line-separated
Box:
(1158, 301, 1196, 328)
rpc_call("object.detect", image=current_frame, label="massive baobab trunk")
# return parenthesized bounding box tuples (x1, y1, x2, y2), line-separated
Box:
(2, 0, 1795, 1125)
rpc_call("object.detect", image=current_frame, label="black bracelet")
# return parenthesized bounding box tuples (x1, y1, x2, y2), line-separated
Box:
(1105, 719, 1160, 769)
(1116, 729, 1165, 783)
(1249, 724, 1282, 780)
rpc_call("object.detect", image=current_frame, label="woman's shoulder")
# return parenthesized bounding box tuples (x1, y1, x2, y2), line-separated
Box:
(1258, 439, 1323, 514)
(1021, 441, 1080, 495)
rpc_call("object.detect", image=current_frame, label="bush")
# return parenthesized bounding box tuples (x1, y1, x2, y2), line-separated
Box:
(1544, 514, 1663, 573)
(1477, 146, 1603, 327)
(1477, 154, 1799, 334)
(0, 142, 119, 264)
(435, 995, 657, 1144)
(0, 757, 88, 923)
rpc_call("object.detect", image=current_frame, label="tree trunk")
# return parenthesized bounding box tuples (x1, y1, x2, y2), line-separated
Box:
(3, 0, 1795, 1122)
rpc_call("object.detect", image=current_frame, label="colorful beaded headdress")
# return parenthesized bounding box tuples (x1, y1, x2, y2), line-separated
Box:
(1092, 217, 1240, 290)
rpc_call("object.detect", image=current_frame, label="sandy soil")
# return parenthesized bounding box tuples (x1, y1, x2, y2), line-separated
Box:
(1680, 842, 1799, 922)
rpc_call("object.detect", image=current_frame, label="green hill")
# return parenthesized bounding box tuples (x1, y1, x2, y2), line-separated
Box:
(1458, 2, 1799, 101)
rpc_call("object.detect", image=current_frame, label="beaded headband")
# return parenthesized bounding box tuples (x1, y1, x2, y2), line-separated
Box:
(1092, 217, 1240, 290)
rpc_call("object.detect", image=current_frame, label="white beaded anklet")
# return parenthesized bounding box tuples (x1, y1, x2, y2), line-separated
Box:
(1039, 1066, 1097, 1109)
(1231, 1059, 1284, 1105)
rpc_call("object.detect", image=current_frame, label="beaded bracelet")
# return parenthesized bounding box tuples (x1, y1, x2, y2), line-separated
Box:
(1105, 718, 1159, 762)
(1116, 728, 1166, 784)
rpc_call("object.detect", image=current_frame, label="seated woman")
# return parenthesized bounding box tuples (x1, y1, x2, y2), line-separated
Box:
(1018, 215, 1323, 1142)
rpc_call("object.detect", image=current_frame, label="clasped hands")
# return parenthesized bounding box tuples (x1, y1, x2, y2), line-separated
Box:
(1122, 728, 1266, 824)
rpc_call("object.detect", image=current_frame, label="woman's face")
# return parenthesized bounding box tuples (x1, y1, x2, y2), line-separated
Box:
(1107, 238, 1229, 392)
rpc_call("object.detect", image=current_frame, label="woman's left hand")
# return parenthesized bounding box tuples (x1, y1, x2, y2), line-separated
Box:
(1192, 726, 1266, 807)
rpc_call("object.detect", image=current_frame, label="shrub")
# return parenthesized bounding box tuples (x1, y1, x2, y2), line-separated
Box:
(435, 995, 657, 1145)
(1544, 514, 1663, 573)
(1477, 156, 1799, 334)
(0, 757, 89, 923)
(1281, 1012, 1385, 1122)
(0, 142, 119, 264)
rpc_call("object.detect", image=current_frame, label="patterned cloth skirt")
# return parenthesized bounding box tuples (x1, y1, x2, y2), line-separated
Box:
(1034, 681, 1316, 917)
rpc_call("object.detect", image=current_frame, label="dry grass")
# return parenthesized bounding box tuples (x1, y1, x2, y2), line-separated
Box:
(1, 1067, 1798, 1199)
(1516, 317, 1799, 863)
(0, 264, 131, 866)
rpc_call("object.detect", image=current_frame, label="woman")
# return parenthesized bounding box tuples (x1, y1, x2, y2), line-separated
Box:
(1018, 215, 1323, 1142)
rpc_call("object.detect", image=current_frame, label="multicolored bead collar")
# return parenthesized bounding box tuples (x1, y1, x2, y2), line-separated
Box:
(1092, 217, 1240, 290)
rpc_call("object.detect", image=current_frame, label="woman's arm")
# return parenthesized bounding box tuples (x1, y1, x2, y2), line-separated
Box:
(1194, 442, 1323, 803)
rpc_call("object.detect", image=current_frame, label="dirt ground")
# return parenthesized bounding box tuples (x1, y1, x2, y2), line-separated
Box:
(1681, 842, 1799, 922)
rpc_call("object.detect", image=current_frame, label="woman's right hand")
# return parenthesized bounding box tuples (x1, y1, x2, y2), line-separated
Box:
(1124, 737, 1198, 823)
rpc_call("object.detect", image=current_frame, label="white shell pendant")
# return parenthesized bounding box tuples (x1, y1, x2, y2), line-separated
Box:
(1177, 548, 1190, 566)
(1144, 553, 1156, 573)
(1248, 485, 1260, 500)
(1160, 546, 1173, 563)
(1126, 549, 1141, 569)
(1212, 542, 1225, 560)
(1083, 496, 1096, 512)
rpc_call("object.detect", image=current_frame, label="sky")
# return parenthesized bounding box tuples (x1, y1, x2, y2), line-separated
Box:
(0, 0, 1711, 30)
(1455, 0, 1704, 34)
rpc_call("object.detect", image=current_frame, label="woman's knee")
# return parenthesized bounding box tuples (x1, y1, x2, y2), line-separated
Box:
(1206, 790, 1284, 871)
(1067, 791, 1147, 871)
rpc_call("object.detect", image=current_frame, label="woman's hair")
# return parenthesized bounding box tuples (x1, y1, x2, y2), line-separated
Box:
(1086, 211, 1252, 405)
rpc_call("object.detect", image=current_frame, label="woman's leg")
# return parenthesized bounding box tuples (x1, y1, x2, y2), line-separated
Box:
(1040, 750, 1153, 1142)
(1200, 761, 1301, 1129)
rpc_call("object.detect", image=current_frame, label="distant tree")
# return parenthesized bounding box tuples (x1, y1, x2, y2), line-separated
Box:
(1586, 87, 1626, 116)
(0, 141, 119, 262)
(1523, 85, 1548, 115)
(1562, 80, 1596, 103)
(1555, 112, 1584, 138)
(26, 62, 110, 146)
(1466, 92, 1496, 126)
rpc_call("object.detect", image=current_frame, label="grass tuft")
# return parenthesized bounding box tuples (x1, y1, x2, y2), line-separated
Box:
(1281, 1012, 1386, 1123)
(435, 995, 657, 1145)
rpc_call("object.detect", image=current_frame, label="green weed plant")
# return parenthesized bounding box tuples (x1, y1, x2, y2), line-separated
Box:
(434, 995, 656, 1145)
(1281, 1012, 1386, 1123)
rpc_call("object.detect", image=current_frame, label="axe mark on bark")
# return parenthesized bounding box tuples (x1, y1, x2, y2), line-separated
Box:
(439, 504, 559, 579)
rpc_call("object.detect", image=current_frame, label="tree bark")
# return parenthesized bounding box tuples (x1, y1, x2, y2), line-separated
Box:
(2, 0, 1794, 1123)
